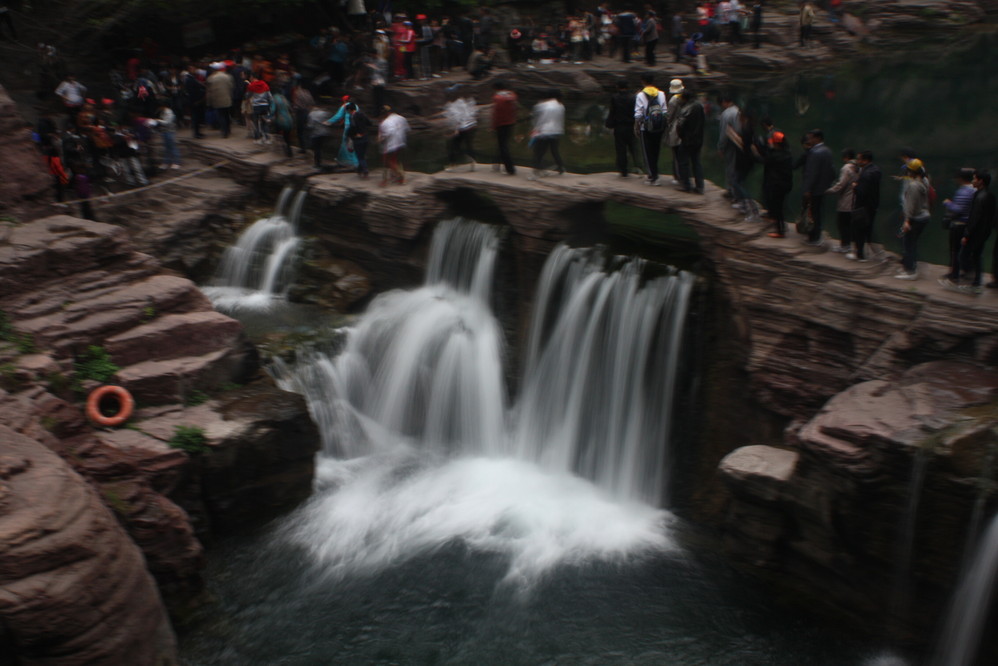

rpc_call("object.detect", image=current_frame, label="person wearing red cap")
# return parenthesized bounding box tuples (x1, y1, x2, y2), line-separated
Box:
(247, 78, 273, 144)
(760, 131, 794, 238)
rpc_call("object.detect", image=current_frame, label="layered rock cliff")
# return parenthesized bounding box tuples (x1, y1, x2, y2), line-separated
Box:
(0, 216, 320, 661)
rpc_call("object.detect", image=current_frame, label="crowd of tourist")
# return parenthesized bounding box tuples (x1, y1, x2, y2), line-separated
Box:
(24, 1, 995, 293)
(711, 92, 997, 292)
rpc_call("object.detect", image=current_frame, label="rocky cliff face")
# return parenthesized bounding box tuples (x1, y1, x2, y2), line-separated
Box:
(718, 361, 998, 647)
(0, 86, 50, 224)
(0, 425, 178, 665)
(0, 216, 319, 661)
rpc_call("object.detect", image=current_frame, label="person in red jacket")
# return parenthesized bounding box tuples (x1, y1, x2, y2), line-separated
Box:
(491, 80, 518, 176)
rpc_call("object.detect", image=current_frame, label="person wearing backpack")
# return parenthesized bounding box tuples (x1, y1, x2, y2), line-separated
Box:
(633, 73, 666, 186)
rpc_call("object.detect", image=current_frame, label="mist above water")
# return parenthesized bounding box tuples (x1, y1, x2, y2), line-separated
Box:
(271, 219, 693, 583)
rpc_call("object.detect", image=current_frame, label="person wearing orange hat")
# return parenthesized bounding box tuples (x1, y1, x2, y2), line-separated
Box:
(760, 130, 793, 237)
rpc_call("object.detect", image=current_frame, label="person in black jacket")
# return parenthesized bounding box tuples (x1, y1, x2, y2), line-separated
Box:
(605, 78, 643, 177)
(955, 170, 996, 293)
(801, 128, 836, 245)
(675, 86, 705, 194)
(759, 131, 793, 237)
(184, 65, 206, 139)
(849, 150, 882, 261)
(345, 103, 372, 179)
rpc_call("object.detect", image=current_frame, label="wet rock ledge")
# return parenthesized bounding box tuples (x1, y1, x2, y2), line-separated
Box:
(0, 216, 319, 663)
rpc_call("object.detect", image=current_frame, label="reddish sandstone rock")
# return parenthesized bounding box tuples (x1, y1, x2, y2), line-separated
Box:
(0, 425, 178, 664)
(0, 86, 51, 223)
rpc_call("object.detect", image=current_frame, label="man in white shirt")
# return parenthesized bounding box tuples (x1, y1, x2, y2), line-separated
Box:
(378, 105, 410, 185)
(55, 74, 87, 121)
(528, 88, 565, 180)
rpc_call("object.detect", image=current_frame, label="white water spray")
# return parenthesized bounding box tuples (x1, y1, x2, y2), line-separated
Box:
(204, 186, 305, 309)
(933, 512, 998, 666)
(276, 219, 693, 581)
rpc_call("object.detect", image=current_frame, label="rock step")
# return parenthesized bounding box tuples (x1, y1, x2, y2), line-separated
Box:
(0, 217, 134, 293)
(105, 311, 244, 367)
(115, 348, 249, 405)
(18, 275, 213, 354)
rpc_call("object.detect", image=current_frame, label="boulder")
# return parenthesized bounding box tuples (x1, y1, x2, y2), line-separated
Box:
(0, 425, 178, 664)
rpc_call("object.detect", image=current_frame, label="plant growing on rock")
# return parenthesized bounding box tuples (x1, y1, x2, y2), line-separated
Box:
(0, 311, 35, 354)
(184, 389, 209, 406)
(73, 345, 120, 387)
(168, 425, 210, 454)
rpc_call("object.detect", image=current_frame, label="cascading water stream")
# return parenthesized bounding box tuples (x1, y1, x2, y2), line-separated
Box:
(203, 186, 304, 310)
(888, 444, 932, 633)
(274, 218, 693, 583)
(933, 512, 998, 666)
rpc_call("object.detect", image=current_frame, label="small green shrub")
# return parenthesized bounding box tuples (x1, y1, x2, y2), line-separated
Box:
(0, 311, 12, 340)
(185, 389, 209, 406)
(142, 305, 156, 322)
(45, 371, 72, 395)
(15, 333, 37, 354)
(74, 346, 120, 386)
(0, 363, 22, 391)
(102, 487, 129, 514)
(168, 425, 210, 454)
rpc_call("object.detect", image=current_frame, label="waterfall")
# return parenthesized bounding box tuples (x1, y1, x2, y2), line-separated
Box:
(514, 246, 693, 505)
(203, 185, 304, 309)
(933, 513, 998, 666)
(274, 219, 691, 581)
(888, 445, 932, 631)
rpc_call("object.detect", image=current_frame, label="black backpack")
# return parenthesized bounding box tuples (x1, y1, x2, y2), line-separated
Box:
(642, 92, 666, 133)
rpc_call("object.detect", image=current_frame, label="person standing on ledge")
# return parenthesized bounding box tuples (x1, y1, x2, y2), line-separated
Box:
(491, 80, 519, 176)
(527, 89, 565, 181)
(606, 78, 641, 178)
(717, 93, 740, 202)
(848, 150, 882, 261)
(895, 159, 931, 280)
(801, 128, 835, 246)
(826, 148, 859, 253)
(954, 170, 996, 294)
(941, 168, 976, 284)
(675, 84, 706, 194)
(378, 105, 409, 186)
(634, 73, 666, 186)
(206, 63, 234, 139)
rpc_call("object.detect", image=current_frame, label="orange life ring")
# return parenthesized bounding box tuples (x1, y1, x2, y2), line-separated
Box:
(86, 385, 135, 427)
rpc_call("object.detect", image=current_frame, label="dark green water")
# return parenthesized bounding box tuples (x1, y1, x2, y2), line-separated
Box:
(179, 505, 906, 666)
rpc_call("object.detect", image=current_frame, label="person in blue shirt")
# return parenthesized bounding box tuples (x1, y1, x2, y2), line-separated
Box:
(941, 168, 976, 284)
